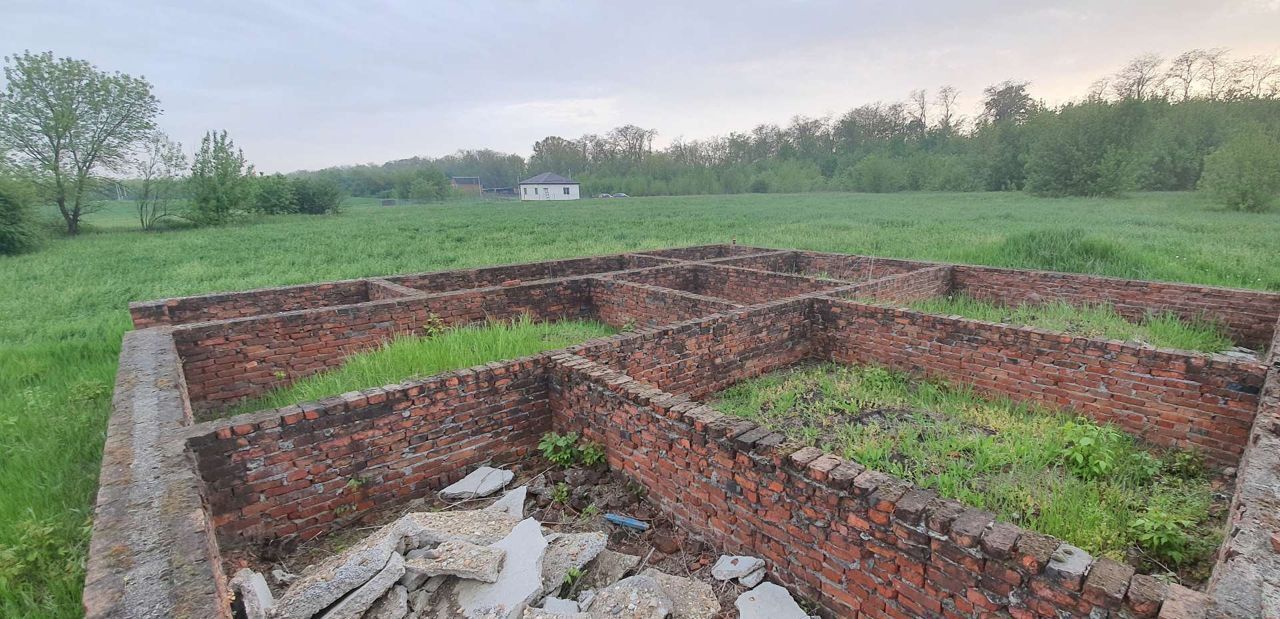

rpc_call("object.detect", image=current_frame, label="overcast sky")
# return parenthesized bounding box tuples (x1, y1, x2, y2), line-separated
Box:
(3, 0, 1278, 172)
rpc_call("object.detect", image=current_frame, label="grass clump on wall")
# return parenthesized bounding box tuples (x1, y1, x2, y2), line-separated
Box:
(714, 363, 1223, 584)
(234, 315, 615, 415)
(905, 293, 1235, 353)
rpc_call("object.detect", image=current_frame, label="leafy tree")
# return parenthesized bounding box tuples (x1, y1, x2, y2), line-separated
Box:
(292, 176, 343, 214)
(0, 51, 159, 235)
(0, 174, 38, 255)
(133, 132, 187, 230)
(253, 173, 297, 214)
(1024, 102, 1148, 196)
(188, 130, 254, 224)
(979, 81, 1038, 125)
(1199, 130, 1280, 212)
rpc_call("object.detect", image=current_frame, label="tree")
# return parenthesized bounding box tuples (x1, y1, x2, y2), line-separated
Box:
(934, 86, 962, 137)
(1111, 54, 1165, 101)
(1165, 50, 1205, 101)
(979, 81, 1037, 125)
(0, 51, 159, 235)
(1199, 130, 1280, 212)
(133, 132, 186, 230)
(189, 130, 254, 225)
(1235, 55, 1280, 99)
(292, 176, 343, 214)
(252, 173, 297, 214)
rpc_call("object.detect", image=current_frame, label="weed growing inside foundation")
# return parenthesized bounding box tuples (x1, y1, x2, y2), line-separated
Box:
(900, 294, 1235, 353)
(231, 315, 615, 415)
(713, 363, 1225, 583)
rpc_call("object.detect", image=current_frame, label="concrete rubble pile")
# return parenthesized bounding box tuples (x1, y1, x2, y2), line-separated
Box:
(230, 468, 810, 619)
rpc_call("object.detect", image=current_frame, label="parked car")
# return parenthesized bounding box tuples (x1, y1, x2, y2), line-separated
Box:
(611, 193, 629, 198)
(597, 193, 613, 198)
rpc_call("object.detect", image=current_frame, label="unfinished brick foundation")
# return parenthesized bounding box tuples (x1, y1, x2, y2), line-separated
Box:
(88, 245, 1280, 618)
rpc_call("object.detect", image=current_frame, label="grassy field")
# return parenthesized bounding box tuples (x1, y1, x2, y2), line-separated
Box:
(226, 316, 616, 418)
(900, 295, 1237, 353)
(1, 191, 1278, 616)
(713, 363, 1222, 583)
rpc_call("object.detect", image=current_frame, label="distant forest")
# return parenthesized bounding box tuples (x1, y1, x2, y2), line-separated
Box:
(296, 49, 1280, 199)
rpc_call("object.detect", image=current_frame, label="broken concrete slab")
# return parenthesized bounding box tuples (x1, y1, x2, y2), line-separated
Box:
(441, 466, 515, 500)
(454, 518, 548, 618)
(229, 568, 274, 619)
(487, 486, 528, 518)
(271, 520, 405, 619)
(398, 509, 520, 549)
(735, 582, 808, 619)
(522, 609, 590, 619)
(319, 551, 406, 619)
(711, 555, 765, 581)
(640, 568, 721, 619)
(580, 549, 641, 590)
(586, 574, 673, 618)
(365, 584, 409, 619)
(541, 531, 608, 592)
(739, 566, 766, 588)
(405, 539, 506, 583)
(541, 596, 581, 613)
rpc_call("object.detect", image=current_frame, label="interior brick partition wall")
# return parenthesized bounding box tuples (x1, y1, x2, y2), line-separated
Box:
(587, 278, 742, 328)
(187, 355, 550, 546)
(386, 253, 675, 293)
(173, 278, 595, 414)
(833, 265, 955, 304)
(129, 279, 371, 328)
(547, 353, 1181, 619)
(815, 296, 1267, 465)
(635, 244, 767, 260)
(953, 265, 1280, 349)
(718, 250, 935, 282)
(365, 278, 421, 301)
(613, 263, 845, 306)
(572, 299, 814, 400)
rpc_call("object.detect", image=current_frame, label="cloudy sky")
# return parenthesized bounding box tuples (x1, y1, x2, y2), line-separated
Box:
(3, 0, 1278, 172)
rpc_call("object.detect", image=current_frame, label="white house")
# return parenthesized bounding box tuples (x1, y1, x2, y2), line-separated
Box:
(518, 173, 580, 201)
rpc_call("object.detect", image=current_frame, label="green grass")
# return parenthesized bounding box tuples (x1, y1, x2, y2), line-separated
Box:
(229, 316, 615, 417)
(713, 363, 1222, 582)
(1, 191, 1277, 616)
(902, 294, 1237, 353)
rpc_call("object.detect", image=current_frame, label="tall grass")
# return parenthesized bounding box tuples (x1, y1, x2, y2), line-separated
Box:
(714, 363, 1221, 579)
(0, 191, 1276, 616)
(232, 316, 615, 416)
(906, 294, 1236, 353)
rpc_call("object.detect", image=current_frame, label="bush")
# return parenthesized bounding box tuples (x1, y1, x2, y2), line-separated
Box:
(842, 155, 909, 192)
(1058, 418, 1122, 480)
(253, 174, 297, 214)
(293, 177, 344, 214)
(0, 176, 39, 255)
(1198, 131, 1280, 212)
(1024, 102, 1144, 197)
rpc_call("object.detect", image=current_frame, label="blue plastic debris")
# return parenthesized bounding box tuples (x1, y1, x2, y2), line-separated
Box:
(604, 513, 649, 531)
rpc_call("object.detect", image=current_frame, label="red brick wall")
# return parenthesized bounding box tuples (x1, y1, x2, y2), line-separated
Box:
(721, 250, 934, 282)
(952, 266, 1280, 349)
(635, 244, 769, 260)
(174, 279, 594, 414)
(366, 278, 421, 301)
(614, 264, 842, 306)
(833, 265, 954, 303)
(548, 354, 1170, 619)
(188, 355, 550, 545)
(587, 278, 741, 329)
(571, 300, 813, 400)
(815, 297, 1267, 465)
(386, 253, 673, 293)
(129, 280, 371, 328)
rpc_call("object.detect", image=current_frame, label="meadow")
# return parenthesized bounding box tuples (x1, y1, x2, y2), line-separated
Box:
(1, 191, 1278, 616)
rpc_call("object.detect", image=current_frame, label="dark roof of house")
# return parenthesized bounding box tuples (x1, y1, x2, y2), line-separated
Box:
(518, 172, 577, 185)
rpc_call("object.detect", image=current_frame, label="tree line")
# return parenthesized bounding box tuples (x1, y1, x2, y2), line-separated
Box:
(301, 49, 1280, 210)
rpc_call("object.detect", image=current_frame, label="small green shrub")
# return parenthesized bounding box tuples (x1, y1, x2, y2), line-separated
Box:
(0, 176, 39, 255)
(551, 482, 570, 505)
(579, 442, 607, 468)
(1058, 418, 1122, 480)
(293, 176, 344, 214)
(539, 431, 581, 467)
(1131, 509, 1193, 564)
(1163, 449, 1206, 479)
(253, 173, 298, 214)
(1199, 130, 1280, 212)
(1122, 451, 1162, 485)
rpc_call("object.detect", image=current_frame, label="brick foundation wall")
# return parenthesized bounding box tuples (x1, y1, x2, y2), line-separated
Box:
(572, 300, 814, 400)
(386, 253, 674, 293)
(587, 278, 741, 329)
(720, 250, 934, 282)
(635, 244, 770, 260)
(815, 297, 1266, 465)
(952, 265, 1280, 349)
(834, 265, 955, 303)
(129, 279, 371, 328)
(366, 278, 421, 301)
(548, 354, 1173, 619)
(187, 355, 550, 546)
(613, 264, 843, 306)
(174, 279, 594, 414)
